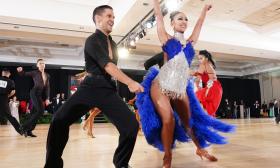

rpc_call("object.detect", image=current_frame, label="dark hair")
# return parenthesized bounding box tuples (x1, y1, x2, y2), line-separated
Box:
(2, 68, 10, 73)
(37, 58, 44, 63)
(199, 50, 216, 69)
(92, 5, 113, 24)
(170, 11, 182, 21)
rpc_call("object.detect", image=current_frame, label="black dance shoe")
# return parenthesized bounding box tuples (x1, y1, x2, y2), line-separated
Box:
(26, 131, 37, 137)
(17, 126, 24, 136)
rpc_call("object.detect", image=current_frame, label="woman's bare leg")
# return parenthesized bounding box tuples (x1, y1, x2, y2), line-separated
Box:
(151, 81, 175, 168)
(172, 96, 217, 161)
(87, 109, 101, 138)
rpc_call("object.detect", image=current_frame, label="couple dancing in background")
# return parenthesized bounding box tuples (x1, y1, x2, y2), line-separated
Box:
(44, 1, 234, 168)
(0, 58, 51, 139)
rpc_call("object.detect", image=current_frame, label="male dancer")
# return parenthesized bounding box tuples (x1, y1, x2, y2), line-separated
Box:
(44, 5, 144, 168)
(0, 68, 22, 135)
(17, 58, 50, 137)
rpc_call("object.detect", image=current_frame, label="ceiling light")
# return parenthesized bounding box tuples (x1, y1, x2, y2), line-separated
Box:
(146, 21, 153, 29)
(153, 20, 157, 26)
(129, 40, 136, 46)
(118, 47, 129, 59)
(139, 30, 146, 38)
(145, 16, 156, 29)
(143, 30, 147, 36)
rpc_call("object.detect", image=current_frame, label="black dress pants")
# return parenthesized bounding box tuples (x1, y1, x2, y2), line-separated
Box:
(22, 89, 45, 132)
(44, 78, 139, 168)
(0, 96, 21, 133)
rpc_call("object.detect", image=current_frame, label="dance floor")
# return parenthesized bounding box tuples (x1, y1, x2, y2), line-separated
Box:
(1, 118, 280, 168)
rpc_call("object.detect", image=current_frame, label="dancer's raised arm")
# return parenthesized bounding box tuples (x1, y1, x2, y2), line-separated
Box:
(188, 5, 212, 43)
(153, 0, 169, 44)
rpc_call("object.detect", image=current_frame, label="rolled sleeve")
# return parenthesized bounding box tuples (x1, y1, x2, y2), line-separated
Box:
(10, 80, 15, 90)
(85, 37, 112, 68)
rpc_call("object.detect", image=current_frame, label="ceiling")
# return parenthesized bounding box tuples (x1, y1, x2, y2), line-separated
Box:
(0, 0, 280, 76)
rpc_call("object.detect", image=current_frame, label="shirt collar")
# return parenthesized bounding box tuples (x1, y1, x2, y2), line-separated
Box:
(95, 29, 112, 41)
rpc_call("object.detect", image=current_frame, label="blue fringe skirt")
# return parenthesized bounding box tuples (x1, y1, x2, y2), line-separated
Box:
(136, 67, 235, 151)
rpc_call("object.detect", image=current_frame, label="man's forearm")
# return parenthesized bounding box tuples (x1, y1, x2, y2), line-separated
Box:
(104, 63, 134, 85)
(8, 90, 15, 98)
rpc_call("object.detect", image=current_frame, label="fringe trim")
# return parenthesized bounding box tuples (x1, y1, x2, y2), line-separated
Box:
(160, 88, 186, 100)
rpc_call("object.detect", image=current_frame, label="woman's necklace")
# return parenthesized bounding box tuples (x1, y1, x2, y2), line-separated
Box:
(174, 31, 186, 46)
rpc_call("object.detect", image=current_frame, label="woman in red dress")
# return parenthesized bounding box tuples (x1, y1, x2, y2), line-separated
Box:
(195, 50, 222, 117)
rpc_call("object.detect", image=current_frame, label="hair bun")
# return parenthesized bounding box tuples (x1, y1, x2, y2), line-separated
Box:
(170, 11, 181, 21)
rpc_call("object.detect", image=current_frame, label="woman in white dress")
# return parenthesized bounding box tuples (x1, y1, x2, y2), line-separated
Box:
(9, 96, 20, 123)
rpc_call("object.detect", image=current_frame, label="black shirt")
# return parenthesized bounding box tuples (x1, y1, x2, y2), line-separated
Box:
(19, 70, 50, 99)
(85, 29, 118, 74)
(0, 76, 15, 96)
(83, 29, 118, 88)
(144, 52, 164, 70)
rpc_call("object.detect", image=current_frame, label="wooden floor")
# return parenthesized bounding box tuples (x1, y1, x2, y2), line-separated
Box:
(1, 118, 280, 168)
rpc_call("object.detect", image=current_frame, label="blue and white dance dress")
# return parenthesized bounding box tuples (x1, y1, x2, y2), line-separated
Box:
(136, 38, 235, 151)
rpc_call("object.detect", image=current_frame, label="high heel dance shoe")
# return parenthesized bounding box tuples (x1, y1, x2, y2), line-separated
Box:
(196, 149, 218, 162)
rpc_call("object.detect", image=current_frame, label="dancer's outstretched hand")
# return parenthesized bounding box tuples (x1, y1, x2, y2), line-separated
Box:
(204, 4, 212, 11)
(17, 67, 23, 72)
(45, 99, 51, 106)
(128, 81, 144, 93)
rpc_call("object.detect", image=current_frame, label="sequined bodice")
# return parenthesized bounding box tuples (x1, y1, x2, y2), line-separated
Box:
(162, 38, 195, 66)
(156, 38, 195, 99)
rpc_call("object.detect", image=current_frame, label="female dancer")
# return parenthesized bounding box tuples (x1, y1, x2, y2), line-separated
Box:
(9, 96, 20, 122)
(194, 50, 222, 117)
(136, 1, 235, 168)
(74, 72, 102, 138)
(83, 107, 101, 138)
(128, 96, 142, 133)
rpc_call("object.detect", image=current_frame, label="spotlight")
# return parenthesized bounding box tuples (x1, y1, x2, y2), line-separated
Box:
(143, 30, 147, 36)
(129, 39, 136, 46)
(146, 21, 153, 29)
(153, 20, 157, 26)
(118, 47, 129, 59)
(145, 16, 156, 29)
(139, 32, 144, 38)
(135, 36, 140, 41)
(138, 30, 146, 39)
